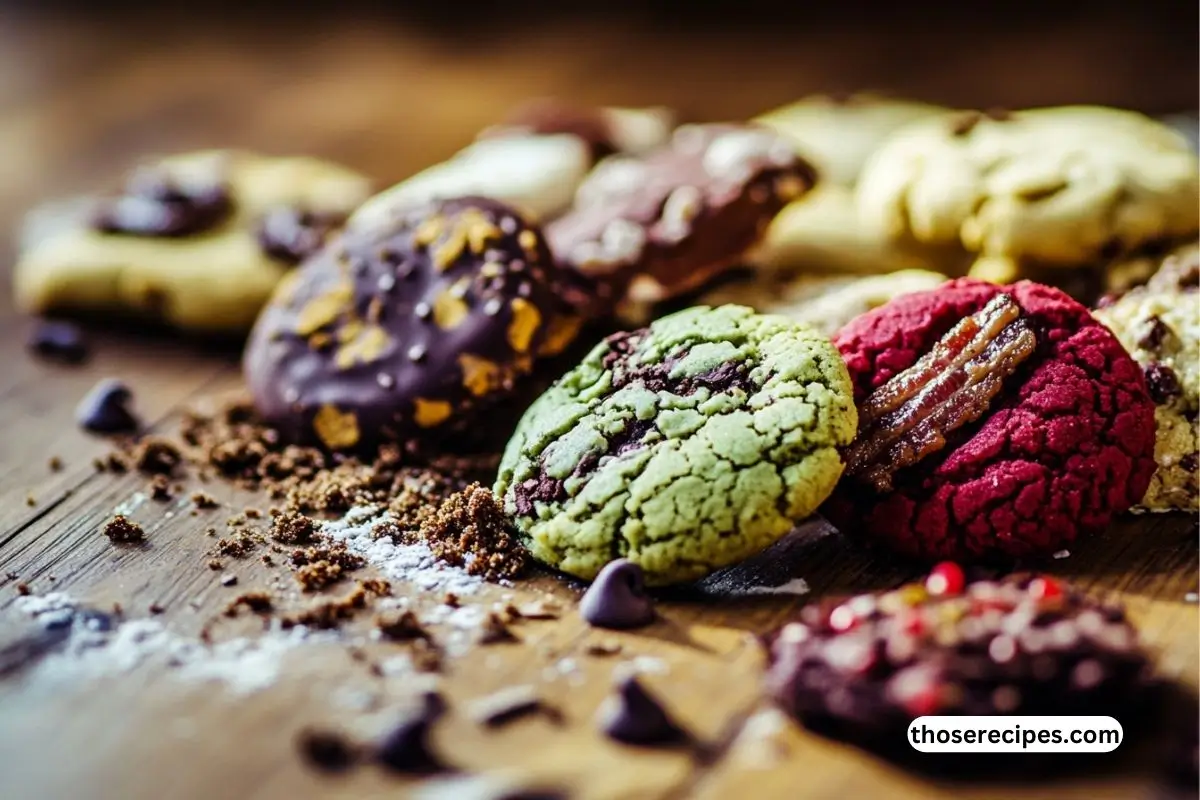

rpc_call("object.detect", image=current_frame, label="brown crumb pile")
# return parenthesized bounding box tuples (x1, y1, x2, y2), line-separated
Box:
(280, 580, 390, 630)
(148, 474, 172, 501)
(290, 541, 367, 592)
(103, 515, 145, 543)
(133, 437, 183, 475)
(216, 531, 260, 558)
(272, 511, 316, 544)
(412, 484, 527, 581)
(191, 491, 218, 509)
(375, 609, 430, 641)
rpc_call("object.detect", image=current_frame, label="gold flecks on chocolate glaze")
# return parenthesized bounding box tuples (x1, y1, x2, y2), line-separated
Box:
(309, 332, 334, 350)
(432, 285, 470, 330)
(413, 214, 446, 247)
(506, 297, 542, 353)
(537, 314, 584, 357)
(334, 323, 391, 369)
(273, 271, 303, 306)
(517, 229, 539, 258)
(312, 404, 361, 450)
(459, 353, 506, 398)
(424, 208, 502, 271)
(413, 398, 453, 428)
(480, 262, 504, 279)
(295, 281, 354, 337)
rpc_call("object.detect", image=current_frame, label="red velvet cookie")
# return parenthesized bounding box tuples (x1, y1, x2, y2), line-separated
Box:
(824, 278, 1156, 561)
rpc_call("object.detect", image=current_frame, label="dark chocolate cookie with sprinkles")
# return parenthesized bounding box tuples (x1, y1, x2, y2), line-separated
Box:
(765, 566, 1157, 769)
(243, 196, 594, 450)
(494, 304, 856, 585)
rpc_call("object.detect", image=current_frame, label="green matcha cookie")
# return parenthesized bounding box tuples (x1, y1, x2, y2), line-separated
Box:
(495, 305, 857, 585)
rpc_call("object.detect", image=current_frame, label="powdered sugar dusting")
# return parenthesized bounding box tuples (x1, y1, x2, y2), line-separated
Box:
(320, 506, 485, 596)
(745, 578, 811, 597)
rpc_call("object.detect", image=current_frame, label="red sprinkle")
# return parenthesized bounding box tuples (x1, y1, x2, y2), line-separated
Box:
(903, 683, 942, 717)
(1028, 576, 1063, 603)
(926, 562, 965, 596)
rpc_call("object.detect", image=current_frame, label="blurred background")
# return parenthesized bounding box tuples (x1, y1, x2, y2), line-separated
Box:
(0, 0, 1196, 242)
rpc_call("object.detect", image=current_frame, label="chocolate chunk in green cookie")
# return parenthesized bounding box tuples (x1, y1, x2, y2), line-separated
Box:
(495, 305, 857, 585)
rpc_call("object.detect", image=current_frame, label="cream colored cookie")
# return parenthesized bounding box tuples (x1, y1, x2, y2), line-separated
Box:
(15, 151, 371, 335)
(349, 134, 589, 231)
(748, 184, 968, 275)
(755, 93, 947, 186)
(702, 268, 947, 335)
(1094, 246, 1199, 512)
(858, 106, 1200, 273)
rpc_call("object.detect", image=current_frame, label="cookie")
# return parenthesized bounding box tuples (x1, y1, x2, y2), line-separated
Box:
(243, 196, 593, 450)
(1094, 244, 1199, 512)
(703, 269, 947, 336)
(755, 92, 947, 187)
(1160, 111, 1199, 153)
(479, 99, 675, 162)
(825, 279, 1157, 561)
(765, 568, 1154, 759)
(15, 151, 371, 335)
(857, 106, 1200, 276)
(494, 304, 856, 585)
(545, 124, 816, 307)
(349, 135, 590, 231)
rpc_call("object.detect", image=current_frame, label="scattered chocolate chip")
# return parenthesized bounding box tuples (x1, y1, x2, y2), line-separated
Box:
(580, 559, 656, 630)
(93, 169, 232, 238)
(28, 321, 88, 364)
(1144, 363, 1183, 404)
(1137, 316, 1173, 352)
(478, 611, 519, 645)
(148, 603, 165, 615)
(468, 685, 562, 728)
(375, 708, 447, 774)
(297, 728, 359, 773)
(597, 675, 687, 746)
(257, 207, 346, 265)
(220, 574, 238, 587)
(47, 456, 63, 472)
(375, 610, 430, 642)
(102, 514, 145, 544)
(16, 582, 31, 596)
(584, 640, 623, 657)
(76, 379, 139, 434)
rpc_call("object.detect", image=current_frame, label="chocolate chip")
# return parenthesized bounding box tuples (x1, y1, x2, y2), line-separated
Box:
(375, 709, 446, 774)
(93, 169, 232, 238)
(76, 379, 140, 434)
(1144, 363, 1182, 404)
(257, 207, 345, 265)
(27, 321, 88, 364)
(1137, 316, 1172, 352)
(597, 675, 687, 746)
(579, 559, 656, 629)
(297, 728, 358, 772)
(1180, 452, 1198, 474)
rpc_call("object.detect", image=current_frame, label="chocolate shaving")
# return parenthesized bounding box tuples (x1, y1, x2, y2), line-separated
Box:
(844, 293, 1036, 492)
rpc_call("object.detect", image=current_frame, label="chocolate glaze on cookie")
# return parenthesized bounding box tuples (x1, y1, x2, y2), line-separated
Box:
(243, 196, 594, 450)
(546, 123, 816, 305)
(257, 208, 347, 265)
(93, 167, 232, 237)
(765, 569, 1154, 764)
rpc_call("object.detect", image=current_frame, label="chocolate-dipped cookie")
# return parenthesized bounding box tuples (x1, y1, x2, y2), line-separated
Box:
(243, 196, 594, 450)
(546, 124, 816, 307)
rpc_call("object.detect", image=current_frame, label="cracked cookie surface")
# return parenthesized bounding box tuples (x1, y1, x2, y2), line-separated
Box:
(1095, 243, 1199, 512)
(494, 305, 857, 585)
(825, 279, 1157, 561)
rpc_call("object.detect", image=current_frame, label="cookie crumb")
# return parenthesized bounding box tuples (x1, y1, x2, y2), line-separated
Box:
(133, 437, 182, 475)
(297, 728, 358, 772)
(281, 587, 369, 629)
(103, 514, 145, 543)
(375, 610, 430, 641)
(16, 582, 31, 596)
(191, 491, 218, 509)
(148, 603, 165, 614)
(207, 559, 224, 571)
(478, 611, 518, 645)
(415, 484, 527, 581)
(585, 640, 623, 657)
(442, 592, 460, 608)
(272, 511, 316, 544)
(216, 532, 259, 558)
(224, 591, 273, 617)
(148, 474, 172, 501)
(261, 554, 275, 567)
(291, 542, 366, 592)
(48, 456, 63, 472)
(25, 494, 35, 507)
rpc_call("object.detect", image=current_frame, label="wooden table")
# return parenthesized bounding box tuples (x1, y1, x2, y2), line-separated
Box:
(0, 9, 1196, 799)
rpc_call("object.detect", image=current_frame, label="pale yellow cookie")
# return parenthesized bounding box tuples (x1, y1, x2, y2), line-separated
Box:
(755, 93, 946, 186)
(15, 150, 370, 335)
(858, 106, 1200, 272)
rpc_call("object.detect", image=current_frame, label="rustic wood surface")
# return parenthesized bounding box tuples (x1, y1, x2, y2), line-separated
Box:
(0, 8, 1196, 800)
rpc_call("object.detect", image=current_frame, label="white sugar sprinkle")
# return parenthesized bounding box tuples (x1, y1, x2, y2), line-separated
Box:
(320, 506, 484, 596)
(1053, 549, 1071, 560)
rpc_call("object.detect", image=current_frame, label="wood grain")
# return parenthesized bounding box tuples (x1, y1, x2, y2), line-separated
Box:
(0, 9, 1196, 800)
